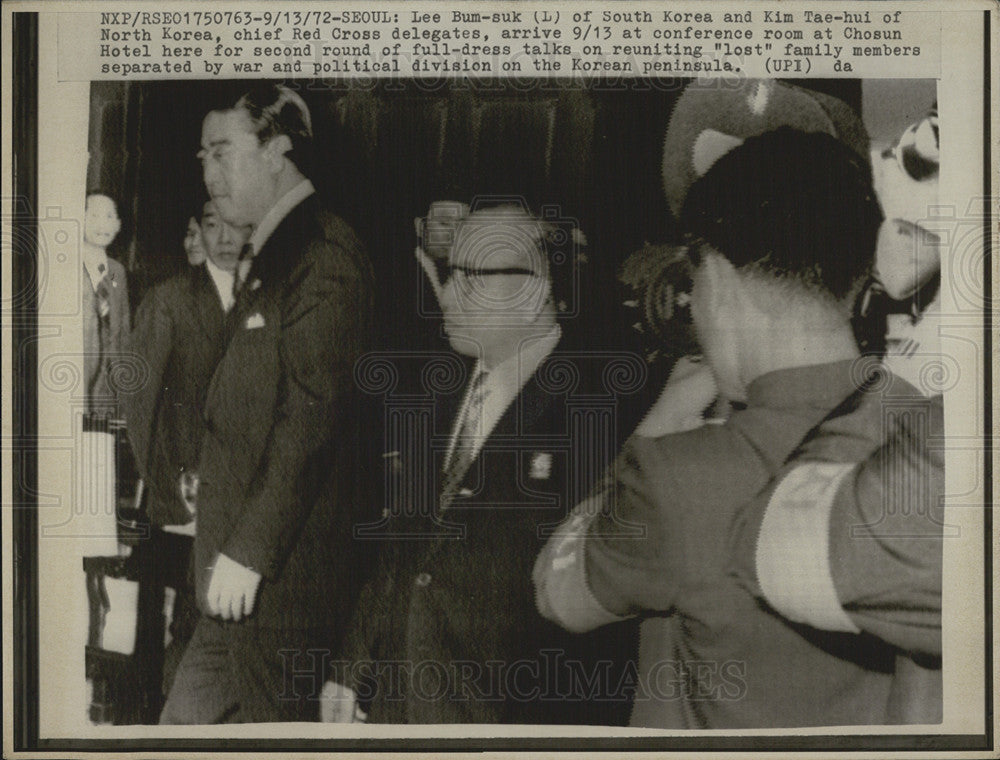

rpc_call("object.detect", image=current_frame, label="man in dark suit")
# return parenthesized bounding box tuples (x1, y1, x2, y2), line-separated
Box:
(325, 204, 638, 725)
(82, 192, 130, 417)
(125, 199, 247, 529)
(121, 199, 250, 697)
(160, 84, 374, 724)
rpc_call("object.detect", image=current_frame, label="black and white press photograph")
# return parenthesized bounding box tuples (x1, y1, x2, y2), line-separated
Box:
(5, 2, 996, 755)
(60, 74, 952, 728)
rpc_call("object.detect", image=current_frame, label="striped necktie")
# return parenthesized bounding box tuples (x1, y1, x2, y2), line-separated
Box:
(94, 262, 111, 323)
(442, 369, 490, 495)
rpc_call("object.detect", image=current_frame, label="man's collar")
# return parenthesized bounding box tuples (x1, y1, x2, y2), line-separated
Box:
(746, 359, 861, 411)
(248, 179, 315, 255)
(203, 258, 236, 312)
(483, 324, 562, 392)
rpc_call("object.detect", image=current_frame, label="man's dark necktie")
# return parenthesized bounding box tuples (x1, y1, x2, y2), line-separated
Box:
(232, 242, 255, 302)
(223, 243, 256, 342)
(442, 369, 490, 500)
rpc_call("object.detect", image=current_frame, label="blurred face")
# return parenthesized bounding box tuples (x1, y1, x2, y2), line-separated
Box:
(439, 209, 549, 361)
(201, 201, 250, 274)
(199, 108, 276, 227)
(84, 194, 121, 249)
(183, 216, 206, 265)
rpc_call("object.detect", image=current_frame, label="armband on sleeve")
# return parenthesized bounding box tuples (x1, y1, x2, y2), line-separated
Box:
(534, 507, 633, 634)
(755, 462, 861, 633)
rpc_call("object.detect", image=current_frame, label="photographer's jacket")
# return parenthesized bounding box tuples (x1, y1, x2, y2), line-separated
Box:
(535, 361, 943, 728)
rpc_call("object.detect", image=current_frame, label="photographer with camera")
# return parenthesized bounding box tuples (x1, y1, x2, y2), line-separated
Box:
(534, 123, 944, 727)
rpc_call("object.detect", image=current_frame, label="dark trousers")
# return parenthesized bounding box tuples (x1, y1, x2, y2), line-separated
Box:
(159, 616, 330, 724)
(161, 581, 199, 699)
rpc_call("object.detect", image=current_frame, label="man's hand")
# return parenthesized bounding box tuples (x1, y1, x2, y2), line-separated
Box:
(414, 200, 470, 309)
(634, 356, 719, 437)
(320, 681, 366, 723)
(179, 471, 199, 515)
(206, 553, 262, 621)
(165, 471, 198, 536)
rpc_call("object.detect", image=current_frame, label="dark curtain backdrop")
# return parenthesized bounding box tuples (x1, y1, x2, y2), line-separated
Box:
(87, 78, 861, 354)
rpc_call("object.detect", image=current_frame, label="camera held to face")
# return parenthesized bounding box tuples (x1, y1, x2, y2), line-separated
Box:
(619, 243, 701, 366)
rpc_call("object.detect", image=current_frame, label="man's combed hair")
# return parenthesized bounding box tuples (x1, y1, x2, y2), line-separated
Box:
(235, 83, 314, 174)
(85, 189, 119, 209)
(680, 128, 883, 302)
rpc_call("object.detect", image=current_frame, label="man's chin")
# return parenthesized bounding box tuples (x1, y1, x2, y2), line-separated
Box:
(211, 199, 244, 225)
(445, 332, 483, 358)
(206, 252, 239, 271)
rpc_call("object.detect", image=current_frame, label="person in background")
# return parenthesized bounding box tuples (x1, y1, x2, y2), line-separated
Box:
(160, 84, 375, 724)
(82, 191, 130, 417)
(120, 199, 251, 701)
(183, 210, 207, 267)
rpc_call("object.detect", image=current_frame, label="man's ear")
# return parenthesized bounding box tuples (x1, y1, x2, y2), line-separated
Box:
(265, 134, 293, 169)
(699, 251, 739, 315)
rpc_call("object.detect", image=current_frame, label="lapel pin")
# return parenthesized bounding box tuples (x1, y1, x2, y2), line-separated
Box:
(249, 279, 262, 291)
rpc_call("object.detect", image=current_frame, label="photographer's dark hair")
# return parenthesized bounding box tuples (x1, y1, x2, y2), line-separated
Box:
(680, 128, 883, 303)
(235, 83, 314, 174)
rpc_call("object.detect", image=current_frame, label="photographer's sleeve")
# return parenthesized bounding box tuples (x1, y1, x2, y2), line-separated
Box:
(535, 431, 717, 631)
(734, 395, 944, 657)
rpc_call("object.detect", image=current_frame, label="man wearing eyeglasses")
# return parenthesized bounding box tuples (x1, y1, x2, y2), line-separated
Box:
(324, 202, 637, 725)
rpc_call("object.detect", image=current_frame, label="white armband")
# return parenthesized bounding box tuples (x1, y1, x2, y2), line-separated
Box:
(755, 462, 861, 633)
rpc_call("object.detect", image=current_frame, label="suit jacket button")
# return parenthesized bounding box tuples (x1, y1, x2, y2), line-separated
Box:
(415, 572, 432, 587)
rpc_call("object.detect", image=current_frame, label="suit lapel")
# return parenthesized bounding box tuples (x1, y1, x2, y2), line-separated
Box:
(211, 195, 320, 410)
(105, 259, 126, 340)
(222, 196, 319, 345)
(439, 350, 560, 509)
(81, 263, 98, 317)
(190, 265, 225, 342)
(429, 365, 562, 567)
